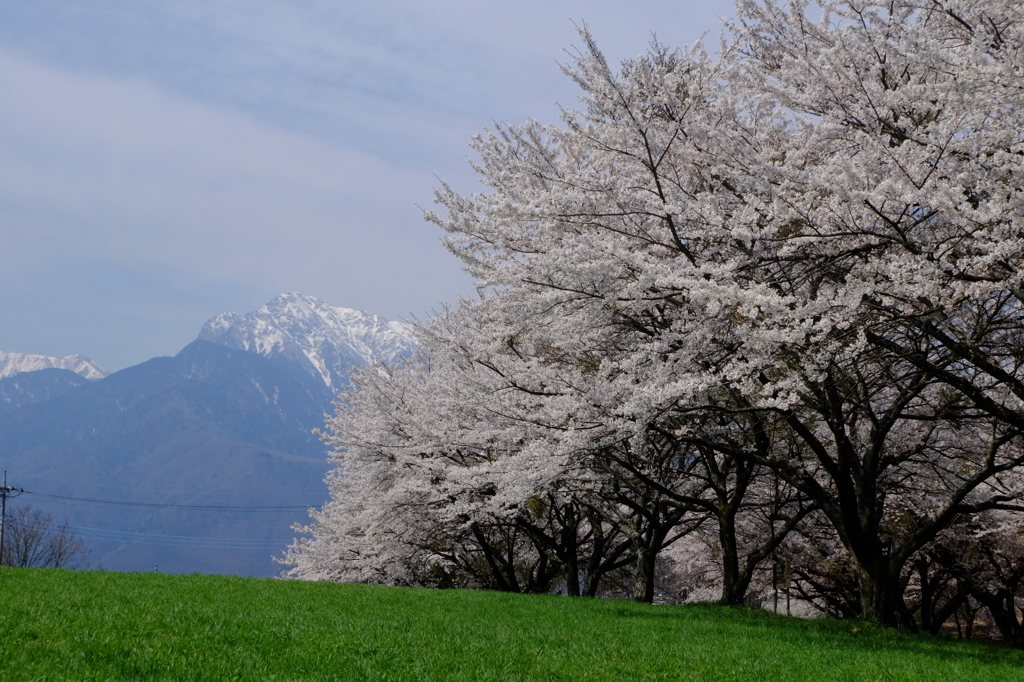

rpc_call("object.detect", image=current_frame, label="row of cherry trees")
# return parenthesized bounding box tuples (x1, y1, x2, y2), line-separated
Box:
(283, 0, 1024, 634)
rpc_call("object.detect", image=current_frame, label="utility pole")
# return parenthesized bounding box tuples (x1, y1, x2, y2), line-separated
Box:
(0, 471, 25, 567)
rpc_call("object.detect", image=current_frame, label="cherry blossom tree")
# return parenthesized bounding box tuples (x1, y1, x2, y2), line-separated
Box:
(289, 0, 1024, 629)
(281, 309, 643, 595)
(425, 1, 1024, 624)
(719, 0, 1024, 626)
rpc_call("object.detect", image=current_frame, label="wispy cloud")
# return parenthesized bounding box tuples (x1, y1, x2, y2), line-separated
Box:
(0, 0, 734, 368)
(0, 50, 466, 364)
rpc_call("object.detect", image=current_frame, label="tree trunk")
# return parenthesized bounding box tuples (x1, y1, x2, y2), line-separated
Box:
(917, 559, 933, 632)
(718, 508, 747, 605)
(855, 560, 911, 628)
(633, 544, 657, 603)
(562, 514, 581, 597)
(975, 593, 1024, 648)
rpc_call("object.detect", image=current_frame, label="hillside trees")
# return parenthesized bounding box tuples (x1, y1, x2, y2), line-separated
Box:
(288, 0, 1024, 630)
(719, 0, 1024, 626)
(426, 29, 817, 606)
(283, 307, 662, 596)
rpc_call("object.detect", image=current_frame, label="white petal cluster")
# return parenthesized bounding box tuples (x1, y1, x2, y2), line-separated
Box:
(283, 1, 1024, 626)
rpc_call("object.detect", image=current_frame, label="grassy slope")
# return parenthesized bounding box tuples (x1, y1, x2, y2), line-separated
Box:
(2, 568, 1022, 681)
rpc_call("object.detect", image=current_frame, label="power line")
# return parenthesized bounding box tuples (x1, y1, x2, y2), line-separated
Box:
(31, 477, 326, 499)
(24, 490, 317, 512)
(10, 519, 294, 550)
(5, 481, 315, 557)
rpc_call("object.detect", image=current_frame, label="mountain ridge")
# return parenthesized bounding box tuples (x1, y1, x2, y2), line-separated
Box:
(0, 293, 415, 576)
(0, 350, 108, 381)
(198, 292, 414, 391)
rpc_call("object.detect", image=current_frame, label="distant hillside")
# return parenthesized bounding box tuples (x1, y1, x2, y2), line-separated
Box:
(0, 368, 92, 412)
(0, 340, 333, 575)
(0, 294, 414, 576)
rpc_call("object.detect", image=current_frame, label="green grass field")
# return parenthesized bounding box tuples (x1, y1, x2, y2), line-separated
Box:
(2, 567, 1022, 681)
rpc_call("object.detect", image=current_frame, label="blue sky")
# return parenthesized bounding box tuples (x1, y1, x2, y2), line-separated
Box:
(0, 0, 736, 370)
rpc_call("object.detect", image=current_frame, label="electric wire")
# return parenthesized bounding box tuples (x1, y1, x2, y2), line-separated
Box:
(9, 519, 296, 551)
(24, 490, 317, 512)
(7, 488, 317, 551)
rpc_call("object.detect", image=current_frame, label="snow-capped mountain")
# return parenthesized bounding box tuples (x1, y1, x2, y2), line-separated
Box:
(197, 293, 415, 391)
(0, 293, 414, 576)
(0, 350, 109, 381)
(0, 338, 336, 576)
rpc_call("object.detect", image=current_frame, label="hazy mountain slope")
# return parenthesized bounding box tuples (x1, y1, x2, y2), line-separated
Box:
(0, 341, 334, 576)
(0, 368, 92, 412)
(0, 294, 412, 577)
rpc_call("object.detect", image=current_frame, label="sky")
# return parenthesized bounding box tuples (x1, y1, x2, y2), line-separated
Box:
(0, 0, 736, 371)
